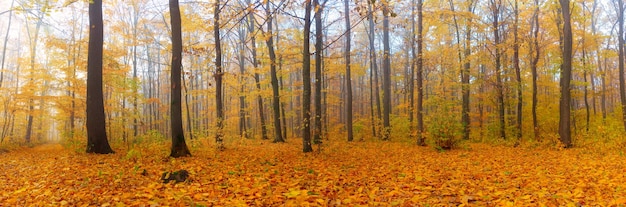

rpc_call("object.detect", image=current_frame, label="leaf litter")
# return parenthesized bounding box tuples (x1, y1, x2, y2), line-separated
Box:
(1, 140, 626, 206)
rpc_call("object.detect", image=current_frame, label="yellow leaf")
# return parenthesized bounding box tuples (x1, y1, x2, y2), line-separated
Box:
(284, 190, 301, 198)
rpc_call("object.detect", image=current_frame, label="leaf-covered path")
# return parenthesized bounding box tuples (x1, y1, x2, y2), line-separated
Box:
(1, 140, 626, 206)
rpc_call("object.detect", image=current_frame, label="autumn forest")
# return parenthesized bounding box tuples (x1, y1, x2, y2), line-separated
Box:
(1, 0, 626, 205)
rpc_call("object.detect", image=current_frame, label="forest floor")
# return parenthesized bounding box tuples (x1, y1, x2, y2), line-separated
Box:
(1, 139, 626, 206)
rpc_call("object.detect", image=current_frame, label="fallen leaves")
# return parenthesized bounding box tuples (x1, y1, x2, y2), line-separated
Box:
(1, 140, 626, 206)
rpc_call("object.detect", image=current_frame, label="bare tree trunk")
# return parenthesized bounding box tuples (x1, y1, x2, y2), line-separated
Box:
(182, 66, 194, 140)
(344, 0, 353, 142)
(265, 0, 284, 143)
(275, 17, 288, 140)
(237, 25, 248, 138)
(618, 0, 626, 132)
(367, 1, 381, 138)
(247, 0, 268, 140)
(313, 0, 323, 145)
(302, 0, 313, 152)
(409, 0, 416, 138)
(491, 0, 506, 139)
(132, 7, 140, 138)
(531, 0, 540, 140)
(86, 0, 114, 154)
(169, 0, 191, 157)
(381, 0, 392, 141)
(559, 0, 573, 148)
(513, 0, 522, 140)
(214, 0, 225, 149)
(416, 0, 425, 145)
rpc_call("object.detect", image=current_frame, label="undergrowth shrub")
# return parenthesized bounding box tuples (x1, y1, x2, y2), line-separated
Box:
(425, 98, 463, 150)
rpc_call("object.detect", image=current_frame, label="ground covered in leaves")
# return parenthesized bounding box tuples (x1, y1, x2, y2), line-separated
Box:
(1, 139, 626, 206)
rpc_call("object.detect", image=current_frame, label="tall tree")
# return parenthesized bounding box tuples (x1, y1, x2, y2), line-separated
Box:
(23, 1, 46, 143)
(530, 0, 540, 140)
(513, 0, 522, 139)
(559, 0, 573, 148)
(416, 0, 425, 145)
(169, 0, 191, 157)
(215, 0, 225, 148)
(367, 0, 381, 138)
(247, 0, 269, 140)
(131, 3, 140, 138)
(237, 25, 248, 138)
(344, 0, 353, 142)
(302, 0, 313, 153)
(266, 0, 284, 143)
(409, 0, 416, 139)
(490, 0, 505, 139)
(314, 0, 323, 145)
(86, 0, 113, 154)
(618, 0, 626, 132)
(381, 0, 392, 141)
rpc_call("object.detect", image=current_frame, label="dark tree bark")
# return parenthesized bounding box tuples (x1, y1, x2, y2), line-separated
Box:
(302, 0, 313, 153)
(274, 17, 288, 140)
(618, 0, 626, 132)
(247, 0, 268, 140)
(314, 0, 323, 145)
(531, 0, 540, 140)
(409, 0, 416, 138)
(237, 25, 248, 138)
(581, 1, 590, 132)
(490, 0, 505, 139)
(344, 0, 353, 142)
(559, 0, 573, 148)
(381, 0, 392, 141)
(513, 0, 522, 139)
(169, 0, 191, 157)
(265, 0, 284, 143)
(215, 0, 225, 149)
(86, 0, 113, 154)
(449, 0, 473, 141)
(416, 0, 425, 145)
(367, 0, 381, 138)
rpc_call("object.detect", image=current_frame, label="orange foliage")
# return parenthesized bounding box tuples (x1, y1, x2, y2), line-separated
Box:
(1, 141, 626, 206)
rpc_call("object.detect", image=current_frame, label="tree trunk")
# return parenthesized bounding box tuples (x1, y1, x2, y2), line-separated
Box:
(214, 0, 225, 149)
(344, 0, 353, 142)
(274, 17, 288, 140)
(416, 0, 425, 145)
(314, 0, 323, 145)
(409, 0, 416, 138)
(531, 0, 540, 140)
(559, 0, 573, 148)
(86, 0, 114, 154)
(618, 0, 626, 132)
(132, 8, 140, 138)
(302, 0, 313, 153)
(169, 0, 191, 157)
(266, 0, 284, 143)
(491, 0, 506, 139)
(247, 0, 268, 140)
(237, 25, 248, 138)
(381, 0, 392, 141)
(513, 0, 522, 140)
(367, 0, 381, 138)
